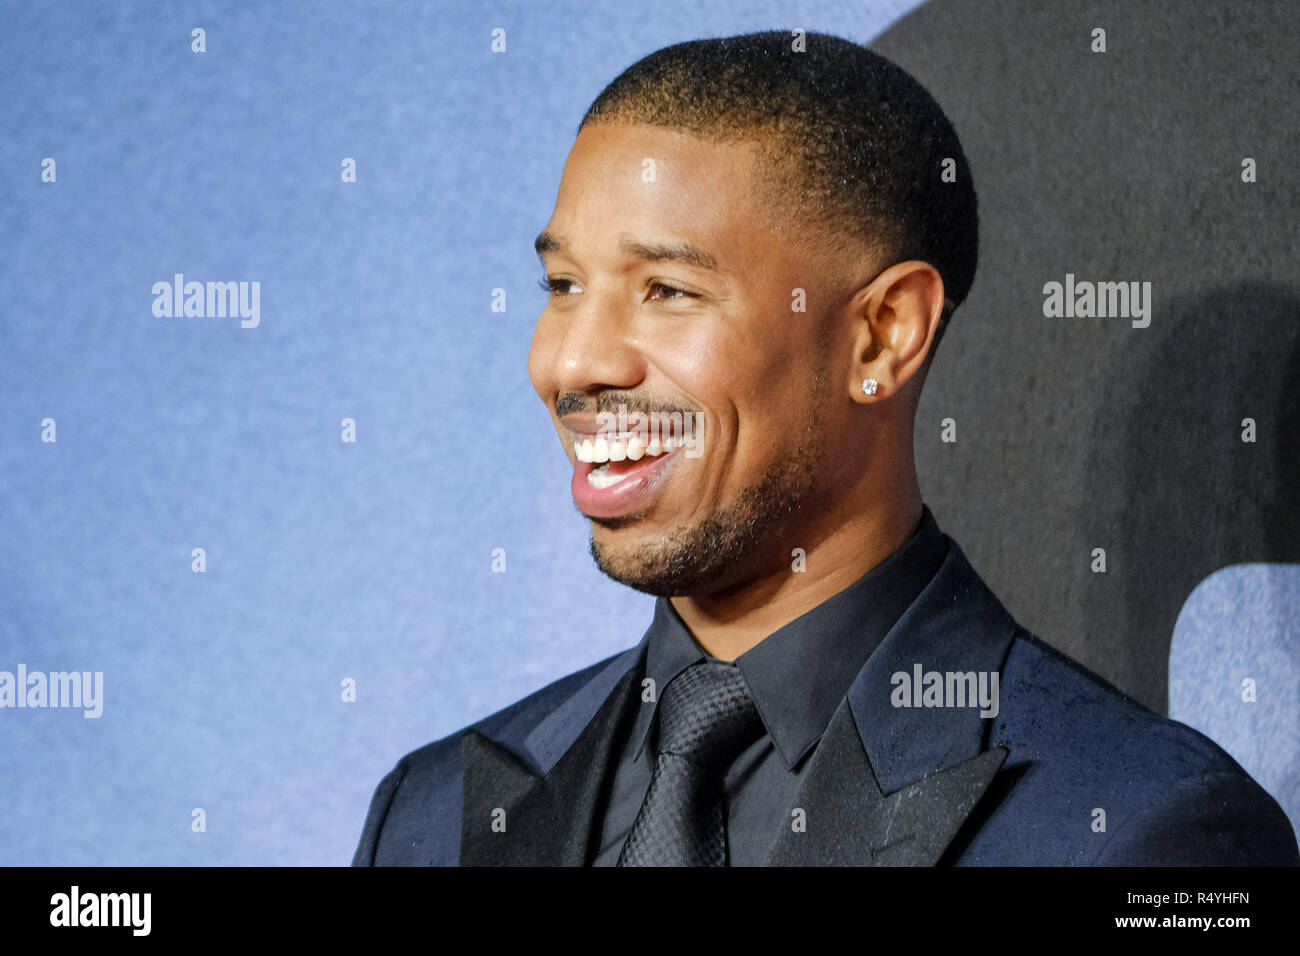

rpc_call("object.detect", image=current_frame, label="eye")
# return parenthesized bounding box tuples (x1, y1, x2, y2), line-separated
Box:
(647, 281, 698, 301)
(538, 276, 582, 296)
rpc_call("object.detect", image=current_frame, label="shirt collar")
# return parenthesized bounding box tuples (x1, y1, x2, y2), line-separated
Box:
(631, 503, 949, 770)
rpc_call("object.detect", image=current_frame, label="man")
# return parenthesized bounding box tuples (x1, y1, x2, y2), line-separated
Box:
(353, 31, 1298, 866)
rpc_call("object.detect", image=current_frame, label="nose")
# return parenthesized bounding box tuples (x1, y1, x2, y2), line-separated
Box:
(540, 289, 646, 396)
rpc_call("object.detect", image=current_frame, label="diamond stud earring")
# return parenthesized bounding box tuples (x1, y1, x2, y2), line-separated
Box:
(862, 378, 878, 395)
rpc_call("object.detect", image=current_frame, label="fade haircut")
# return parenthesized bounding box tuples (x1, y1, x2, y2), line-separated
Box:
(578, 30, 978, 363)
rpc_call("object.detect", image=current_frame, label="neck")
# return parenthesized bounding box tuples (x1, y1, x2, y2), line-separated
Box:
(670, 460, 923, 662)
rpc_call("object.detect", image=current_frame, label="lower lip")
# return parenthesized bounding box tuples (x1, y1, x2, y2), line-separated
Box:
(570, 451, 681, 519)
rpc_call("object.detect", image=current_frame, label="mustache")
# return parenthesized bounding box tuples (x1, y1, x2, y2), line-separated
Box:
(555, 391, 700, 419)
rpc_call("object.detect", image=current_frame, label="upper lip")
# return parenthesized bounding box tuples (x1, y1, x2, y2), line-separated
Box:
(558, 414, 609, 437)
(559, 413, 680, 442)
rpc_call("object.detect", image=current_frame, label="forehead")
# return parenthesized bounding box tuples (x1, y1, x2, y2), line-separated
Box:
(548, 122, 781, 254)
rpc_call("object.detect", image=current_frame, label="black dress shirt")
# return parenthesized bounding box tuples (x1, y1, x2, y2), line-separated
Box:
(589, 503, 949, 866)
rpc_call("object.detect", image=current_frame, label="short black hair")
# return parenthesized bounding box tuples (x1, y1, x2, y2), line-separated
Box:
(579, 30, 978, 353)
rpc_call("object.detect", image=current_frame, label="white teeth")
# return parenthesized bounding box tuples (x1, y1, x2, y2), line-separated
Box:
(574, 433, 686, 468)
(587, 463, 632, 489)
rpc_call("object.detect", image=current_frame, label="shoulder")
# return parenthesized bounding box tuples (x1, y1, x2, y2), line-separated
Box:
(975, 628, 1298, 865)
(997, 628, 1240, 778)
(351, 649, 633, 866)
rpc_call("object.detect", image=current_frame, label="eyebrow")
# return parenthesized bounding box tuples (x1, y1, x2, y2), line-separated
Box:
(534, 230, 720, 272)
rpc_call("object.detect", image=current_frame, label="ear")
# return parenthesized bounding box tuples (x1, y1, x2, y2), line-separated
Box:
(847, 261, 947, 404)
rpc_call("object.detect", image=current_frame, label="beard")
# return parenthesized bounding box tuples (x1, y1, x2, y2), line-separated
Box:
(586, 388, 830, 597)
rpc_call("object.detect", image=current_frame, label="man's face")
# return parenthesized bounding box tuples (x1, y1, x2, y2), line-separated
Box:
(528, 122, 861, 597)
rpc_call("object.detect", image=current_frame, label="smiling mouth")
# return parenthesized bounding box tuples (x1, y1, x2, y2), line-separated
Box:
(573, 434, 687, 488)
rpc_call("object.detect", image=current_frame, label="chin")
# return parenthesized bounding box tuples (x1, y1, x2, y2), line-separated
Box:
(587, 535, 685, 597)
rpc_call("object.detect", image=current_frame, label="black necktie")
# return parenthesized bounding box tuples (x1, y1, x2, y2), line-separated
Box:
(616, 660, 764, 866)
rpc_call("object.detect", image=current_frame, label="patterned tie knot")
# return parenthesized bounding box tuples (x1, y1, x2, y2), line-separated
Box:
(655, 660, 764, 770)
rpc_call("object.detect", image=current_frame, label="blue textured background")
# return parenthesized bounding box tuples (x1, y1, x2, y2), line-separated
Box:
(1169, 564, 1300, 841)
(0, 1, 921, 865)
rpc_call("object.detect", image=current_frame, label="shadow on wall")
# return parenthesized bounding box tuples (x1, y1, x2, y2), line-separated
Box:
(873, 0, 1300, 715)
(1088, 281, 1300, 710)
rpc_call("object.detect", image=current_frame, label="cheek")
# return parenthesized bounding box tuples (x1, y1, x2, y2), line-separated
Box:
(655, 331, 726, 389)
(737, 349, 825, 460)
(651, 328, 808, 464)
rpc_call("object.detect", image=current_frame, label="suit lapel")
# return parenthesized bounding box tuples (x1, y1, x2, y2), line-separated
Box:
(769, 536, 1019, 866)
(460, 666, 640, 866)
(766, 697, 1007, 865)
